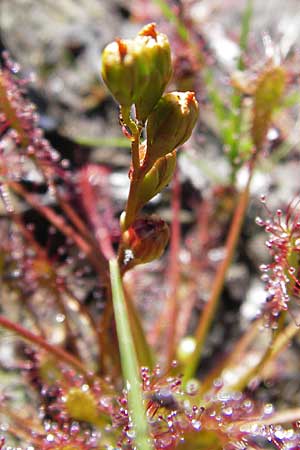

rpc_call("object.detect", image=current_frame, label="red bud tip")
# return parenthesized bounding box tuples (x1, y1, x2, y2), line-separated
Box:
(186, 91, 196, 103)
(139, 23, 158, 39)
(116, 38, 127, 59)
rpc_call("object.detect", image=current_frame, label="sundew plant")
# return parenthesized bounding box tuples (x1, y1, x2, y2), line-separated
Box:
(1, 1, 300, 449)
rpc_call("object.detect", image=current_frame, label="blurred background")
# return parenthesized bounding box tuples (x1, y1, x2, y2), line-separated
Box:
(1, 0, 300, 169)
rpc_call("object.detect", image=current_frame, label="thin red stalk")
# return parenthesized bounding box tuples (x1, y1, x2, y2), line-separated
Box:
(149, 171, 181, 350)
(5, 425, 43, 447)
(9, 181, 108, 278)
(0, 187, 48, 337)
(52, 288, 81, 358)
(183, 171, 252, 382)
(98, 283, 122, 376)
(16, 217, 86, 357)
(19, 226, 79, 355)
(0, 407, 44, 435)
(78, 169, 115, 260)
(1, 182, 102, 361)
(56, 191, 99, 247)
(197, 199, 211, 255)
(62, 284, 103, 370)
(21, 293, 47, 337)
(21, 134, 109, 263)
(15, 159, 118, 373)
(5, 183, 112, 370)
(176, 200, 211, 341)
(176, 287, 197, 341)
(0, 314, 93, 381)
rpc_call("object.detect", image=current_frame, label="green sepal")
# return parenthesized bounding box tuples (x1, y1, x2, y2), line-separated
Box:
(101, 38, 150, 107)
(135, 23, 172, 122)
(137, 151, 176, 211)
(145, 91, 199, 167)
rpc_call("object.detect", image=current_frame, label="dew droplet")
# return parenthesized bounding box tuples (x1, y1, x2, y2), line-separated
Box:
(46, 434, 55, 442)
(213, 378, 223, 388)
(56, 313, 65, 323)
(61, 158, 70, 168)
(191, 419, 201, 430)
(259, 264, 269, 272)
(255, 216, 264, 226)
(222, 406, 233, 416)
(261, 274, 269, 282)
(264, 403, 274, 415)
(126, 428, 136, 439)
(260, 194, 266, 203)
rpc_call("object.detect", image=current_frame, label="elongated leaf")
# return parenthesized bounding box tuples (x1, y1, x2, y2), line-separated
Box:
(109, 259, 153, 450)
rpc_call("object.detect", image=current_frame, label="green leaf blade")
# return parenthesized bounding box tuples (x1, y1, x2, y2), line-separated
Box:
(109, 259, 154, 450)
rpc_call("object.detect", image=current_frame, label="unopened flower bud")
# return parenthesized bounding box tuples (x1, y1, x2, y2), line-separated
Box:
(145, 91, 199, 167)
(101, 38, 149, 107)
(136, 151, 176, 211)
(135, 23, 172, 122)
(252, 65, 286, 150)
(121, 215, 169, 269)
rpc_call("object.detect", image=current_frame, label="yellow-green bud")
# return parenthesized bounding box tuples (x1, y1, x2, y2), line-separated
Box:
(65, 387, 99, 425)
(145, 91, 199, 167)
(121, 215, 169, 269)
(136, 151, 176, 211)
(101, 38, 149, 107)
(135, 23, 172, 122)
(252, 65, 286, 150)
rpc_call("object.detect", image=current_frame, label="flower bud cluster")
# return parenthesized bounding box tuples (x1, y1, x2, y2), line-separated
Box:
(102, 24, 199, 267)
(101, 23, 172, 120)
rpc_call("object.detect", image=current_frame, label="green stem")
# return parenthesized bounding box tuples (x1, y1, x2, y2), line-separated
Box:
(120, 107, 144, 230)
(183, 172, 252, 383)
(124, 285, 154, 369)
(123, 174, 142, 230)
(109, 259, 153, 450)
